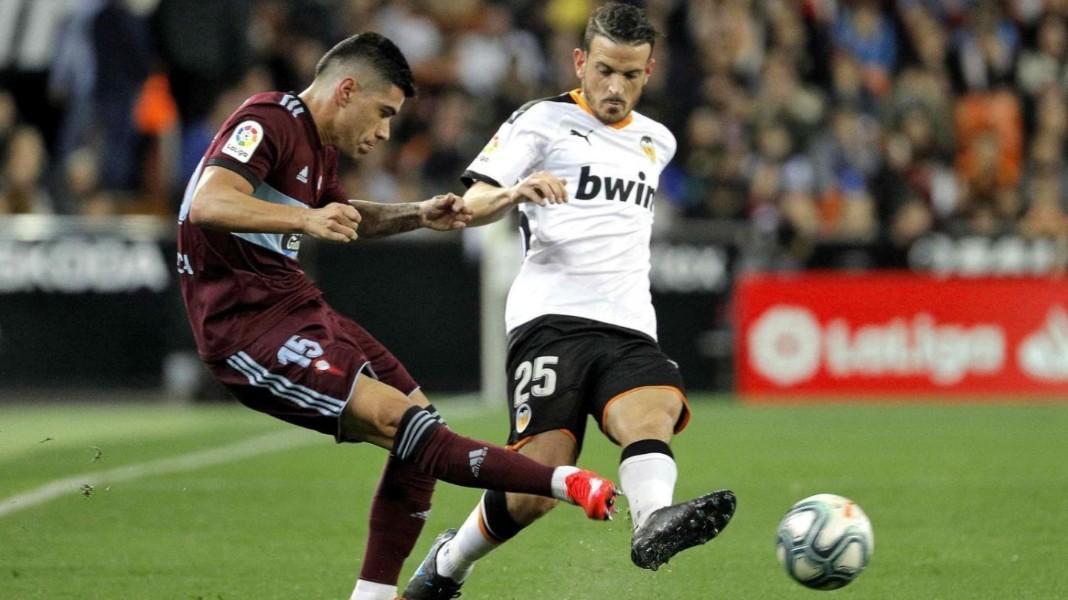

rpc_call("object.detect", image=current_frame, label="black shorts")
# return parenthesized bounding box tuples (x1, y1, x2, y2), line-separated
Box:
(504, 314, 689, 450)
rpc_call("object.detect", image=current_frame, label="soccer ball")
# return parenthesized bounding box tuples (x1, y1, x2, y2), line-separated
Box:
(776, 493, 874, 590)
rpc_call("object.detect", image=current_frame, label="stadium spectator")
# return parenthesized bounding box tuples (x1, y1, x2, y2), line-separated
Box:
(832, 0, 899, 96)
(0, 125, 52, 214)
(0, 90, 14, 155)
(666, 105, 748, 219)
(1, 0, 1067, 267)
(371, 0, 448, 87)
(90, 0, 152, 196)
(153, 0, 254, 185)
(1016, 12, 1068, 98)
(951, 0, 1020, 92)
(752, 51, 826, 144)
(747, 118, 821, 249)
(453, 3, 544, 98)
(811, 104, 879, 240)
(0, 0, 72, 146)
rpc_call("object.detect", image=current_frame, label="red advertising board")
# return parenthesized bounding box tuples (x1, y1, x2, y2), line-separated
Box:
(735, 272, 1068, 398)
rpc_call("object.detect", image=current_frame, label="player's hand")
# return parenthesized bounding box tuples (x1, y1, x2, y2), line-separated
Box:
(301, 203, 362, 242)
(419, 193, 474, 231)
(510, 171, 568, 206)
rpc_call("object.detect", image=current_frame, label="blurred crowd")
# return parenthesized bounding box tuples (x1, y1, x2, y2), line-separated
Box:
(1, 0, 1068, 264)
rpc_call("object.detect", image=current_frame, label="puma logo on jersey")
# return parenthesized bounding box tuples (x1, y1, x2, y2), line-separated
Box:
(569, 128, 593, 144)
(575, 166, 656, 210)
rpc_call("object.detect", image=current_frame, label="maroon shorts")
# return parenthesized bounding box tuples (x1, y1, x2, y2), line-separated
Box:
(205, 299, 419, 441)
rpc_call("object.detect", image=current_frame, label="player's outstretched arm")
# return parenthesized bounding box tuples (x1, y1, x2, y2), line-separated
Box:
(348, 193, 472, 238)
(189, 166, 361, 243)
(465, 171, 568, 227)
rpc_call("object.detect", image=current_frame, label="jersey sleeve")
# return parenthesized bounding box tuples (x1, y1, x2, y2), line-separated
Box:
(461, 104, 550, 188)
(663, 126, 678, 166)
(204, 104, 297, 188)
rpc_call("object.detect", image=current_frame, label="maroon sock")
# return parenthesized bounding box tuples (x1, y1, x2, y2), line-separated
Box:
(394, 407, 557, 497)
(357, 453, 437, 585)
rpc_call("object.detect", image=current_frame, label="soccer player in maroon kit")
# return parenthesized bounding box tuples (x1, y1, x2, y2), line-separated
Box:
(176, 33, 616, 600)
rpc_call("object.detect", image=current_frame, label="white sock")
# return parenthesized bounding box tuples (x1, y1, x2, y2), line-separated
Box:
(436, 503, 498, 581)
(349, 579, 396, 600)
(550, 465, 580, 501)
(619, 452, 677, 531)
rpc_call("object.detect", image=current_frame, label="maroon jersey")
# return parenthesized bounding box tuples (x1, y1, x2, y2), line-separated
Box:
(177, 92, 349, 361)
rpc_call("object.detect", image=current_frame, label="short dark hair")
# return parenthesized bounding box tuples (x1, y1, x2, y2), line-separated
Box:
(582, 2, 658, 52)
(315, 32, 416, 98)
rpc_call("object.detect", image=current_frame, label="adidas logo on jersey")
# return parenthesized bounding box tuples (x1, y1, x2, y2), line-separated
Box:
(296, 166, 309, 183)
(575, 166, 656, 210)
(278, 94, 306, 117)
(468, 447, 488, 477)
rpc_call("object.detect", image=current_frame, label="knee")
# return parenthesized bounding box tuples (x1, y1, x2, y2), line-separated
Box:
(507, 492, 559, 525)
(340, 376, 417, 446)
(605, 394, 683, 445)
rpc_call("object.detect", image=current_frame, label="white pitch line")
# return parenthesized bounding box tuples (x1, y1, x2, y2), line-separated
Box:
(0, 430, 316, 519)
(0, 399, 498, 519)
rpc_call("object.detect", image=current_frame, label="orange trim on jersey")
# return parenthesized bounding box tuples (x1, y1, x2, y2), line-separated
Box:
(506, 428, 578, 452)
(600, 385, 691, 436)
(568, 89, 634, 130)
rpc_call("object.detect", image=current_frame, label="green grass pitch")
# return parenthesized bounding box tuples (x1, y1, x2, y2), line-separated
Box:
(1, 397, 1066, 599)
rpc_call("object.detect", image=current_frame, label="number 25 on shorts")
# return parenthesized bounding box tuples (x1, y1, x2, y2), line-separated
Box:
(514, 356, 559, 406)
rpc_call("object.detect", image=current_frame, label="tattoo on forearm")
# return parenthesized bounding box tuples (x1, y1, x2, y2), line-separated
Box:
(350, 201, 421, 238)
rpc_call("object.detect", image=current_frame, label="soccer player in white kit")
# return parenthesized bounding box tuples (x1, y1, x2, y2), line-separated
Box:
(403, 4, 735, 598)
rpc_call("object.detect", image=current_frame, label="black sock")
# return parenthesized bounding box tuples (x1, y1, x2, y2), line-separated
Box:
(480, 490, 526, 542)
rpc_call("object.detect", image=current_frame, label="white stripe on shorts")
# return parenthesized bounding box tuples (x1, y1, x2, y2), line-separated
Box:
(234, 352, 346, 410)
(226, 353, 345, 416)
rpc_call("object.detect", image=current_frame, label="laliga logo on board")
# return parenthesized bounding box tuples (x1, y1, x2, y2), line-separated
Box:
(1018, 306, 1068, 381)
(748, 305, 1006, 386)
(747, 306, 822, 386)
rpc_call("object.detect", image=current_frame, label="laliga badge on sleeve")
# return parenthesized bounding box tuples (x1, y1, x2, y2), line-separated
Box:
(222, 121, 264, 163)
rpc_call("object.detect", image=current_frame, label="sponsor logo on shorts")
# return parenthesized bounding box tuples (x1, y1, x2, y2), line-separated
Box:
(515, 403, 532, 434)
(221, 120, 263, 163)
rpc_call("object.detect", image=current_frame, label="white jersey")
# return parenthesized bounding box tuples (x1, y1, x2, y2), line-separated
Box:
(463, 90, 677, 340)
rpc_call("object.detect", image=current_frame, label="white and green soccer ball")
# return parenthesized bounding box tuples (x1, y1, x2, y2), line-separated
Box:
(776, 493, 874, 590)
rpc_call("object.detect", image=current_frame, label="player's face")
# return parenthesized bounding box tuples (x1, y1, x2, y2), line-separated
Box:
(336, 81, 405, 157)
(574, 35, 654, 124)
